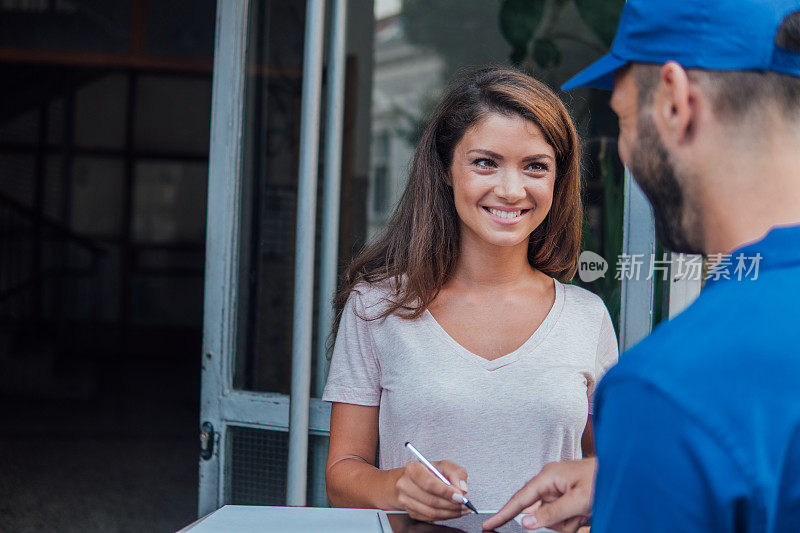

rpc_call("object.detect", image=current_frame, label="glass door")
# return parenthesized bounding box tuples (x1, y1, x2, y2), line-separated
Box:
(198, 0, 366, 514)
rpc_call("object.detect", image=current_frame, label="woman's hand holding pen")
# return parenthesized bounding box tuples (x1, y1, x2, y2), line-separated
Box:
(392, 460, 471, 522)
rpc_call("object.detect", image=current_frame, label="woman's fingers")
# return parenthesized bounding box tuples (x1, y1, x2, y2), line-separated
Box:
(395, 461, 470, 522)
(397, 478, 466, 522)
(433, 460, 468, 492)
(399, 492, 467, 522)
(405, 462, 465, 505)
(404, 465, 464, 509)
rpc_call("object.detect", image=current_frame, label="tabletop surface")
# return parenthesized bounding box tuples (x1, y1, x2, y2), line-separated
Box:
(179, 505, 554, 533)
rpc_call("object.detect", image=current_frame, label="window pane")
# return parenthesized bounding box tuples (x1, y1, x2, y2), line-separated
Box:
(74, 74, 127, 150)
(0, 1, 131, 53)
(233, 0, 306, 394)
(225, 427, 329, 507)
(70, 156, 124, 235)
(134, 75, 212, 153)
(0, 108, 38, 145)
(130, 275, 204, 327)
(0, 153, 36, 207)
(145, 0, 216, 60)
(133, 161, 208, 244)
(233, 0, 374, 395)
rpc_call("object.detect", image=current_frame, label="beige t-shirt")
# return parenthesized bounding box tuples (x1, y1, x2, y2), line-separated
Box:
(322, 278, 619, 510)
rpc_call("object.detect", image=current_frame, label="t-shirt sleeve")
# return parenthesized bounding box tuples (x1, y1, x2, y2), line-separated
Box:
(321, 289, 382, 406)
(592, 378, 753, 533)
(588, 307, 619, 415)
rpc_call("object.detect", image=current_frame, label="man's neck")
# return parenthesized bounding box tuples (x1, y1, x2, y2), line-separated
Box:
(699, 128, 800, 255)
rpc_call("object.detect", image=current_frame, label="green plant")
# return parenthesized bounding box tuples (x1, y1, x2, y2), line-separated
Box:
(498, 0, 623, 75)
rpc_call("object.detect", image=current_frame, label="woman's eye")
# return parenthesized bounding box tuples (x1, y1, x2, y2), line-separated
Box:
(526, 162, 549, 172)
(472, 158, 496, 169)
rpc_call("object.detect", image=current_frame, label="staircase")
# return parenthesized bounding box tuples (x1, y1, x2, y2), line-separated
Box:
(0, 190, 105, 399)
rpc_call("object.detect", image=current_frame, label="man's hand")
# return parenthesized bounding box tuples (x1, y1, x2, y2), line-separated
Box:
(482, 458, 597, 532)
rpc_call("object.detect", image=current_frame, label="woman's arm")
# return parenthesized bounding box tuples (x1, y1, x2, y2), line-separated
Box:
(585, 304, 618, 458)
(326, 402, 469, 521)
(326, 402, 399, 508)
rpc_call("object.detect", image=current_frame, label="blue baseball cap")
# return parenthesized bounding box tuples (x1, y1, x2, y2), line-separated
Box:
(562, 0, 800, 91)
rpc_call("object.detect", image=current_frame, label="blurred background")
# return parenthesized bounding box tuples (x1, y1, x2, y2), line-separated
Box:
(0, 1, 632, 531)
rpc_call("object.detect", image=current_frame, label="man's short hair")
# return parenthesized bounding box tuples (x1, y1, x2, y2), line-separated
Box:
(635, 11, 800, 121)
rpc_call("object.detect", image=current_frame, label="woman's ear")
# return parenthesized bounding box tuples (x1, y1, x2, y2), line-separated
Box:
(444, 170, 453, 187)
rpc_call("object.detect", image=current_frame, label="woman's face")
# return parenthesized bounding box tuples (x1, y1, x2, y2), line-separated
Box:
(449, 112, 556, 250)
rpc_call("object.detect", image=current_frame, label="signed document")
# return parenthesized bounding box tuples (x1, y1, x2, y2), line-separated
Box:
(385, 512, 557, 533)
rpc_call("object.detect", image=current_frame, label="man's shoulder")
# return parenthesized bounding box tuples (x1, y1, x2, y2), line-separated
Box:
(597, 275, 800, 468)
(594, 290, 741, 427)
(603, 299, 722, 381)
(607, 270, 800, 387)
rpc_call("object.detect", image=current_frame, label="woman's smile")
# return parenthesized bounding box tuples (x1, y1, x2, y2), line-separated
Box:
(482, 205, 533, 224)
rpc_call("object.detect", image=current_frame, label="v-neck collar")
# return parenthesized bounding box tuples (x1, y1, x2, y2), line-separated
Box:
(422, 278, 565, 371)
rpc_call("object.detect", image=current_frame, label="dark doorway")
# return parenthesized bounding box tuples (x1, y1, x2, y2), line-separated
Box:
(0, 2, 215, 531)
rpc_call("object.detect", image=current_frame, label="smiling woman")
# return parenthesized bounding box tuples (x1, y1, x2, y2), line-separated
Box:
(451, 113, 555, 249)
(322, 66, 618, 520)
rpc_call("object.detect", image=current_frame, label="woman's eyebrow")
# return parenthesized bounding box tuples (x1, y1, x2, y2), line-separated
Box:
(467, 148, 504, 159)
(522, 154, 555, 162)
(466, 149, 554, 162)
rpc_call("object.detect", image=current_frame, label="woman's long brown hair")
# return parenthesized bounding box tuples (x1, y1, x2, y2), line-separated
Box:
(330, 66, 582, 347)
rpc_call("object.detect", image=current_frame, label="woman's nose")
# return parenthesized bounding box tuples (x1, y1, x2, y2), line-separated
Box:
(495, 170, 526, 202)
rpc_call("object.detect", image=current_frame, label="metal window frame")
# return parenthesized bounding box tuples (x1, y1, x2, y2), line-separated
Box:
(286, 0, 327, 506)
(619, 169, 656, 351)
(315, 0, 349, 399)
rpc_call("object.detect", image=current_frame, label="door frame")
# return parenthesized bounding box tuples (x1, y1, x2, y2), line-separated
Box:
(198, 0, 249, 515)
(198, 0, 338, 515)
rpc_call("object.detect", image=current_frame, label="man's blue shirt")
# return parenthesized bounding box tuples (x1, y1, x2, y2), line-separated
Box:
(593, 224, 800, 532)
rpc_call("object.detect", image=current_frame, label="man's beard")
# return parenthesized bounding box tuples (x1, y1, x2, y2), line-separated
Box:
(628, 112, 704, 254)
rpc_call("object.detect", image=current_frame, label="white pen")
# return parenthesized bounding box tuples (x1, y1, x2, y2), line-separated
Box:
(404, 441, 478, 514)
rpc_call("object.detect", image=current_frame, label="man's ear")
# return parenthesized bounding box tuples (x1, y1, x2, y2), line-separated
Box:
(655, 61, 696, 145)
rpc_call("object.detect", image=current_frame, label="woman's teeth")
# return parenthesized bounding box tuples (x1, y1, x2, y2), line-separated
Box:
(487, 208, 523, 219)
